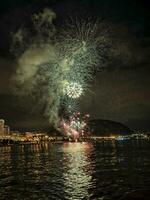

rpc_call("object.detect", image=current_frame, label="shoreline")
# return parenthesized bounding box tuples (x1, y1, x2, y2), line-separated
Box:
(0, 136, 149, 147)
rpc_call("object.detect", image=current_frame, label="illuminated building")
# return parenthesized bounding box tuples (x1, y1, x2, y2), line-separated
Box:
(0, 119, 10, 137)
(4, 125, 10, 135)
(0, 119, 5, 136)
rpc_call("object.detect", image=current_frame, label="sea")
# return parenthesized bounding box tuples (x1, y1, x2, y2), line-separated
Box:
(0, 139, 150, 200)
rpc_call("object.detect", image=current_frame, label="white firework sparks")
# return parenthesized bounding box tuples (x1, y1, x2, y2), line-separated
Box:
(65, 82, 83, 99)
(11, 9, 109, 127)
(62, 98, 79, 114)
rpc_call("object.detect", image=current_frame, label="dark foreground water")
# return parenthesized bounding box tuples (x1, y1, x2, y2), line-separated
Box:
(0, 140, 150, 200)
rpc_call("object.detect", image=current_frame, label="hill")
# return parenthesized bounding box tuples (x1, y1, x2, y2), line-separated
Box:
(88, 119, 132, 136)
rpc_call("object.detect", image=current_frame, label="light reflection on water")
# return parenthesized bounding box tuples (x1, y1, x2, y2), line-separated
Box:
(62, 143, 94, 199)
(0, 140, 150, 200)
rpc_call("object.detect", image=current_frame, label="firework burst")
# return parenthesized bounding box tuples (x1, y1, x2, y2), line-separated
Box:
(57, 19, 101, 115)
(65, 82, 83, 99)
(11, 9, 108, 127)
(61, 112, 89, 140)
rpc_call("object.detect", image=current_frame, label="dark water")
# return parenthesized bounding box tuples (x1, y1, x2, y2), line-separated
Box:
(0, 140, 150, 200)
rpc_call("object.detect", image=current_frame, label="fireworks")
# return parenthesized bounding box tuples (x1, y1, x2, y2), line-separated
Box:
(62, 98, 79, 115)
(65, 82, 83, 99)
(58, 19, 101, 114)
(11, 9, 108, 127)
(61, 112, 89, 140)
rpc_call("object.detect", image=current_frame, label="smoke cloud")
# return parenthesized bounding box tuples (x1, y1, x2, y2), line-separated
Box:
(11, 9, 61, 127)
(10, 8, 143, 129)
(11, 8, 105, 128)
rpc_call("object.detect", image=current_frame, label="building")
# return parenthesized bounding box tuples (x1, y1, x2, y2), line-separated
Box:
(0, 119, 5, 136)
(0, 119, 10, 137)
(4, 125, 10, 135)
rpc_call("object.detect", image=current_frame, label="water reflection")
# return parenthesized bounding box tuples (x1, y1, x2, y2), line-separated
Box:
(0, 140, 150, 200)
(62, 142, 94, 199)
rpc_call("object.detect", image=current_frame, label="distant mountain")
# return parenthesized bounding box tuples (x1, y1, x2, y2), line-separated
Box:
(88, 119, 132, 136)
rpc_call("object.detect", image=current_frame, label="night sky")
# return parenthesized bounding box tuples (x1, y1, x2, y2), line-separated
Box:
(0, 0, 150, 131)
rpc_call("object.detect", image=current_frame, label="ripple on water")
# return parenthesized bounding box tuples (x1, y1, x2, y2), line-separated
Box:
(0, 140, 150, 200)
